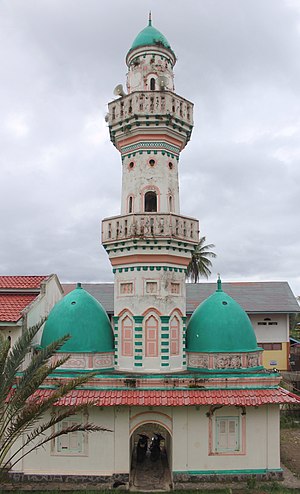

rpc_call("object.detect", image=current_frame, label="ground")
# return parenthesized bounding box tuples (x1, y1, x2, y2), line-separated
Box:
(281, 428, 300, 477)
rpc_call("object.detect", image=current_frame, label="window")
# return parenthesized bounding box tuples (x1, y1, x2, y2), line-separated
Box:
(150, 77, 155, 90)
(169, 195, 173, 212)
(170, 315, 180, 355)
(128, 196, 133, 213)
(259, 342, 282, 351)
(144, 191, 157, 212)
(121, 315, 133, 356)
(145, 281, 158, 294)
(170, 282, 180, 294)
(119, 282, 133, 295)
(215, 417, 240, 452)
(258, 318, 278, 326)
(54, 416, 86, 456)
(145, 315, 159, 357)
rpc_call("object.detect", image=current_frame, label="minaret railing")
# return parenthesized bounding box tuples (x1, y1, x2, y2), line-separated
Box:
(102, 213, 199, 244)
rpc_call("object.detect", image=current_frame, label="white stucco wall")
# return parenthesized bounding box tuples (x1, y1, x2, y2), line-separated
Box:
(250, 313, 289, 343)
(17, 404, 280, 477)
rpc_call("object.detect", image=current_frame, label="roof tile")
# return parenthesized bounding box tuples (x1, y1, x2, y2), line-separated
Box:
(28, 387, 300, 407)
(0, 276, 48, 290)
(0, 294, 37, 322)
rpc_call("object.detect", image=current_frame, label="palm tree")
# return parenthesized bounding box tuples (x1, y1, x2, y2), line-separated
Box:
(0, 319, 110, 479)
(186, 236, 217, 283)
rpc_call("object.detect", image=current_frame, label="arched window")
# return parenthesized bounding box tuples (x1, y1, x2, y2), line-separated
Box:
(128, 195, 133, 213)
(144, 191, 157, 212)
(121, 315, 133, 356)
(150, 77, 155, 90)
(169, 195, 173, 212)
(170, 315, 180, 356)
(145, 315, 159, 357)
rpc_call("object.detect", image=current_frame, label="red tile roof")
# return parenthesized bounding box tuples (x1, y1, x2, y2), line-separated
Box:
(0, 276, 48, 290)
(0, 294, 37, 322)
(30, 387, 300, 407)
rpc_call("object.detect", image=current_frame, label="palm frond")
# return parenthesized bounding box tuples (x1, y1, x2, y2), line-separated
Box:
(186, 236, 217, 283)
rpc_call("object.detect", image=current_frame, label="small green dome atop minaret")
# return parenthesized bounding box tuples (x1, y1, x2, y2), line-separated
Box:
(129, 13, 173, 53)
(186, 277, 259, 353)
(41, 283, 114, 353)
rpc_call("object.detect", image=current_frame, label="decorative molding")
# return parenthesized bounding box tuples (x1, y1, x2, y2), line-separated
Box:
(121, 141, 180, 156)
(187, 351, 263, 370)
(51, 353, 114, 370)
(113, 265, 186, 274)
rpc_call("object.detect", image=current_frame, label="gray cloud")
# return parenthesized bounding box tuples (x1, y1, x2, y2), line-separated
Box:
(0, 0, 299, 296)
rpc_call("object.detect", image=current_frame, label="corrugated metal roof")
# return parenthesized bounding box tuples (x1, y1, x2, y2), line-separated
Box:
(62, 281, 299, 314)
(0, 294, 37, 322)
(30, 387, 300, 407)
(62, 283, 114, 312)
(186, 282, 299, 314)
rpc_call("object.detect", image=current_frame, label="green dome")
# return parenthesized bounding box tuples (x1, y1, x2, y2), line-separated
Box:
(41, 283, 114, 353)
(186, 279, 259, 353)
(129, 18, 172, 52)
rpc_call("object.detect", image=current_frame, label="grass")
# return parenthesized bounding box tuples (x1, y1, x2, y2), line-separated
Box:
(1, 488, 300, 494)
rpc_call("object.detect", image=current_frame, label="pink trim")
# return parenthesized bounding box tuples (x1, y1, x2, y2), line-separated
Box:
(130, 417, 172, 436)
(127, 159, 136, 171)
(208, 411, 246, 456)
(140, 184, 161, 212)
(169, 308, 184, 318)
(118, 133, 183, 148)
(118, 307, 134, 318)
(142, 307, 162, 317)
(110, 254, 190, 267)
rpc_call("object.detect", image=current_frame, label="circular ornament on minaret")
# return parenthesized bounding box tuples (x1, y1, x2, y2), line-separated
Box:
(128, 161, 135, 170)
(149, 158, 156, 167)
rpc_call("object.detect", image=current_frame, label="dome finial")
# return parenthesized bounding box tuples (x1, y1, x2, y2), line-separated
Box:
(148, 11, 152, 26)
(217, 274, 222, 292)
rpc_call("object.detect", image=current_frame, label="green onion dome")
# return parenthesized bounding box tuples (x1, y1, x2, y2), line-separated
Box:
(186, 278, 259, 354)
(129, 16, 173, 53)
(41, 283, 114, 353)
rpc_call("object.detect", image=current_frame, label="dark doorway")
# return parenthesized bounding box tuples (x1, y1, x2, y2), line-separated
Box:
(130, 423, 172, 491)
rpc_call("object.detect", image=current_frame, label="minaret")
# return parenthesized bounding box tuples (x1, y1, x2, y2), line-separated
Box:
(102, 16, 199, 372)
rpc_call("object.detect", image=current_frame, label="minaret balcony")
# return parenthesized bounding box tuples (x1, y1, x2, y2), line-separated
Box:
(107, 91, 194, 130)
(102, 213, 199, 246)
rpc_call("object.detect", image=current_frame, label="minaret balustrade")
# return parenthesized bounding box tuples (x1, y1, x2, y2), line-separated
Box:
(102, 213, 199, 245)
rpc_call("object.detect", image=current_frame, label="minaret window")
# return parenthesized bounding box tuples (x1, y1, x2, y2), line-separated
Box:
(128, 195, 133, 213)
(121, 315, 133, 356)
(144, 191, 157, 212)
(170, 315, 180, 356)
(169, 195, 173, 212)
(145, 314, 159, 357)
(150, 77, 156, 90)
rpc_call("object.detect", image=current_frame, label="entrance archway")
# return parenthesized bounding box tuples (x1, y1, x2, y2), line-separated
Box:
(129, 422, 172, 491)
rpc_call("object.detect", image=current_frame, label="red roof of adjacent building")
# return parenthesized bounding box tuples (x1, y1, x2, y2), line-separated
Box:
(30, 387, 300, 407)
(0, 276, 48, 290)
(0, 294, 37, 322)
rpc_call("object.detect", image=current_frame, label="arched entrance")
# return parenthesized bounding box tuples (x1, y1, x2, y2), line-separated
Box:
(129, 422, 172, 491)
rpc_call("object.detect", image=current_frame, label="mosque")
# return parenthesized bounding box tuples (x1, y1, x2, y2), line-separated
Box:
(3, 16, 300, 490)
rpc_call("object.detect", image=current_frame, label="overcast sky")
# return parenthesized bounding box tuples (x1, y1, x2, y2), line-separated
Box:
(1, 0, 300, 297)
